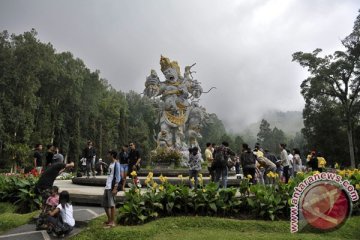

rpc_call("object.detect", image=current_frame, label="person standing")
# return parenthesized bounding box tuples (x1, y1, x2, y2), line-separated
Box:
(240, 143, 256, 184)
(287, 149, 294, 178)
(45, 144, 55, 169)
(128, 142, 141, 187)
(204, 143, 214, 181)
(52, 146, 64, 164)
(83, 140, 96, 178)
(280, 143, 290, 183)
(33, 144, 43, 174)
(117, 145, 129, 191)
(214, 141, 235, 188)
(307, 151, 319, 172)
(103, 150, 121, 228)
(317, 152, 327, 173)
(188, 147, 201, 189)
(293, 148, 303, 176)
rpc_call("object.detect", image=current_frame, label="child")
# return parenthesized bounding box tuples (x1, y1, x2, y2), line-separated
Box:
(46, 186, 59, 209)
(36, 186, 59, 230)
(188, 147, 201, 189)
(47, 191, 75, 237)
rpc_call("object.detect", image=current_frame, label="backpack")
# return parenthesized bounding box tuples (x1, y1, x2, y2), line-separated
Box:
(242, 151, 256, 168)
(111, 162, 122, 192)
(213, 146, 227, 167)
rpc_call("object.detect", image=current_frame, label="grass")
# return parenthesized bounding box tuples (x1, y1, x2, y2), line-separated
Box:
(0, 202, 39, 234)
(71, 215, 360, 240)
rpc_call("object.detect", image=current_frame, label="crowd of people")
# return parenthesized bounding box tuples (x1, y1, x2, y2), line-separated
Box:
(201, 141, 327, 187)
(31, 138, 327, 235)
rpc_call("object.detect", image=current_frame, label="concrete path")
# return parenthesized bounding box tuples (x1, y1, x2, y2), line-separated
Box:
(0, 205, 104, 240)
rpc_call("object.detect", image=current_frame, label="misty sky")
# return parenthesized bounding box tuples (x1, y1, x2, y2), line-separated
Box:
(1, 0, 359, 131)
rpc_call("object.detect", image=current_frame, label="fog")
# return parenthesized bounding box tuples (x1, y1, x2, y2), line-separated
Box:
(1, 0, 359, 131)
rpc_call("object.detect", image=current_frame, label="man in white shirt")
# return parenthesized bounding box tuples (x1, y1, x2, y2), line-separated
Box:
(103, 150, 121, 228)
(280, 143, 290, 183)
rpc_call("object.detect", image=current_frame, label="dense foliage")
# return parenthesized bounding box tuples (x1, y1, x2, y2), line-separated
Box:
(0, 173, 41, 213)
(118, 171, 360, 225)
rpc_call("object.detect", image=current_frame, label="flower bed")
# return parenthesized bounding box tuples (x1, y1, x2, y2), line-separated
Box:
(118, 170, 360, 225)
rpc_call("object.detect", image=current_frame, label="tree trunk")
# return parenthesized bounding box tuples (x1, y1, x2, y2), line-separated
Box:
(347, 125, 356, 168)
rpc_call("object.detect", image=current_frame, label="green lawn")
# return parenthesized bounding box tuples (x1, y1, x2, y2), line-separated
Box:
(0, 202, 39, 234)
(72, 215, 359, 240)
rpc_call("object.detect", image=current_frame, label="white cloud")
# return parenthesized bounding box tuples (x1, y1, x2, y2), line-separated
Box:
(0, 0, 359, 131)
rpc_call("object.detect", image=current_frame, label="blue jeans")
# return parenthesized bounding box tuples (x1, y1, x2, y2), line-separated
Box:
(86, 158, 95, 177)
(215, 167, 228, 188)
(120, 164, 128, 174)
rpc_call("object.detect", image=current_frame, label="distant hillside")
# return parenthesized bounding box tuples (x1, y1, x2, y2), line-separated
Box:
(240, 110, 304, 139)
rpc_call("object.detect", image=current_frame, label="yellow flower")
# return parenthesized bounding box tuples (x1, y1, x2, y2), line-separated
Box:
(147, 172, 153, 179)
(338, 170, 345, 177)
(159, 174, 167, 183)
(145, 177, 151, 185)
(247, 174, 252, 179)
(356, 184, 360, 190)
(159, 185, 164, 191)
(190, 177, 195, 184)
(202, 189, 207, 193)
(130, 171, 137, 177)
(178, 174, 183, 179)
(313, 171, 320, 175)
(199, 173, 203, 184)
(267, 171, 276, 178)
(152, 182, 158, 189)
(334, 163, 339, 169)
(274, 173, 279, 178)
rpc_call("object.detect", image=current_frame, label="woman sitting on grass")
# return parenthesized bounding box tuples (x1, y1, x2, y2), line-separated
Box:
(47, 191, 75, 237)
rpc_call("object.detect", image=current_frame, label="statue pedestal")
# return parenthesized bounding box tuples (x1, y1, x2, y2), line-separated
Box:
(153, 161, 175, 170)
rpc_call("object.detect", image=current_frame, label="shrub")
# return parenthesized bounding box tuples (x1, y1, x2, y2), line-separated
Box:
(118, 170, 360, 225)
(150, 148, 182, 166)
(0, 173, 41, 213)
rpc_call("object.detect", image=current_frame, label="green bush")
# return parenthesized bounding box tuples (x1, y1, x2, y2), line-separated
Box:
(118, 170, 360, 225)
(0, 173, 41, 213)
(150, 148, 182, 166)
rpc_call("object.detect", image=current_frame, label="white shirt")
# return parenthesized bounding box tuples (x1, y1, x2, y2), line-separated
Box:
(293, 154, 302, 172)
(57, 203, 75, 227)
(105, 162, 115, 190)
(288, 154, 294, 168)
(280, 149, 289, 167)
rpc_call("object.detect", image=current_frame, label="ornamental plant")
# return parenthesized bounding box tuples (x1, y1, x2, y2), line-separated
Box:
(0, 173, 41, 213)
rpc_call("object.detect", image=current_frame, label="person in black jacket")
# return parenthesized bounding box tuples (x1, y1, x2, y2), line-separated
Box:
(82, 140, 97, 178)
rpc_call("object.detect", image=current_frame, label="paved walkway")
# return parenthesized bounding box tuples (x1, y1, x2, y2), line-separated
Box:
(0, 205, 104, 240)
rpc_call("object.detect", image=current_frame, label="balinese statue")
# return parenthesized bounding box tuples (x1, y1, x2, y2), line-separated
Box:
(144, 56, 212, 166)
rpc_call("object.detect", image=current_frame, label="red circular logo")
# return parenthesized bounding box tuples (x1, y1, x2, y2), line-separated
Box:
(301, 182, 350, 231)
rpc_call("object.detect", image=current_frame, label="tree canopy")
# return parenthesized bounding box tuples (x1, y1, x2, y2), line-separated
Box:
(292, 10, 360, 167)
